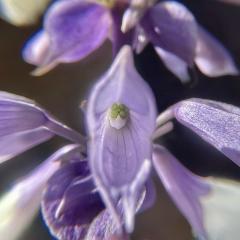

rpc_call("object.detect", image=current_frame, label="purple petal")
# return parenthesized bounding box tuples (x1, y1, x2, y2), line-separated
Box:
(87, 46, 157, 232)
(42, 159, 104, 240)
(25, 0, 110, 75)
(195, 26, 239, 77)
(23, 31, 50, 66)
(0, 144, 78, 240)
(152, 144, 210, 238)
(0, 91, 85, 163)
(155, 47, 190, 83)
(173, 98, 240, 166)
(141, 1, 198, 65)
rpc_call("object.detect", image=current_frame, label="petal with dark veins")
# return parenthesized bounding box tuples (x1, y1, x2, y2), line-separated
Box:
(0, 91, 85, 163)
(87, 46, 157, 233)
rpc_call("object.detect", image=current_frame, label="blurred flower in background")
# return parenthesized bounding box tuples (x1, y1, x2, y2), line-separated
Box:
(0, 0, 51, 26)
(22, 0, 238, 82)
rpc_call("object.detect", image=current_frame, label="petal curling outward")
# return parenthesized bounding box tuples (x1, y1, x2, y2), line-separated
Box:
(24, 0, 111, 75)
(195, 26, 238, 77)
(153, 144, 240, 240)
(0, 144, 79, 240)
(0, 0, 50, 26)
(173, 98, 240, 166)
(0, 91, 85, 164)
(141, 1, 198, 65)
(87, 46, 157, 233)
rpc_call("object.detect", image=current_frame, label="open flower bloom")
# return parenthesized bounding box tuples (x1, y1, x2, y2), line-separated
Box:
(0, 0, 51, 26)
(22, 0, 238, 81)
(0, 46, 240, 240)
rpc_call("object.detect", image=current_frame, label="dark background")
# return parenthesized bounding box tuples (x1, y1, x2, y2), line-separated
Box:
(0, 0, 240, 239)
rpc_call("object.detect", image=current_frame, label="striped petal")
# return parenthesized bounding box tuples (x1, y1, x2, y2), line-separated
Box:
(0, 91, 85, 163)
(87, 46, 157, 233)
(173, 98, 240, 166)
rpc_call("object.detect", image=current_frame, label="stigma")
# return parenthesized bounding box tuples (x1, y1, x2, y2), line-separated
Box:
(108, 103, 129, 130)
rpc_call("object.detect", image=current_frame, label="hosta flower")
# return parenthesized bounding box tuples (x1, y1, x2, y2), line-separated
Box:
(0, 46, 240, 240)
(23, 0, 238, 82)
(0, 0, 51, 26)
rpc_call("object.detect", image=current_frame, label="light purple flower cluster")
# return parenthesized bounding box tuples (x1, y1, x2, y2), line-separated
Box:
(0, 1, 240, 240)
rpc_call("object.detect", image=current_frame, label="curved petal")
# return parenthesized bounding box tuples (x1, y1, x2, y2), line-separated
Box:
(87, 46, 157, 232)
(153, 144, 240, 240)
(41, 159, 104, 240)
(172, 98, 240, 166)
(0, 91, 86, 163)
(25, 0, 110, 75)
(195, 26, 239, 77)
(152, 145, 209, 238)
(23, 31, 50, 66)
(141, 1, 198, 65)
(0, 0, 50, 26)
(155, 47, 190, 83)
(0, 144, 79, 240)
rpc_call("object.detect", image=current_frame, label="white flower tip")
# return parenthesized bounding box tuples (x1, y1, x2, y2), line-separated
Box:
(121, 9, 141, 33)
(31, 62, 58, 77)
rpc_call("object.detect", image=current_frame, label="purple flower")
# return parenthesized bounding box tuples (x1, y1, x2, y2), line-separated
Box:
(0, 46, 240, 240)
(23, 0, 238, 82)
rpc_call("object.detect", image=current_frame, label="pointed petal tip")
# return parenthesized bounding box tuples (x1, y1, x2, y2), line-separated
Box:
(30, 61, 58, 76)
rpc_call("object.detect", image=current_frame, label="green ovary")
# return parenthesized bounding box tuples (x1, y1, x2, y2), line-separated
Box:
(110, 103, 129, 119)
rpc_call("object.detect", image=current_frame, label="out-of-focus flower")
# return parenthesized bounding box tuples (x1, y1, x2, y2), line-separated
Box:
(0, 0, 51, 26)
(0, 46, 240, 240)
(23, 0, 238, 82)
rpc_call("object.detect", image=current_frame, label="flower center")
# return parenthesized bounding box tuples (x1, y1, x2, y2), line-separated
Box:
(95, 0, 116, 8)
(108, 103, 129, 129)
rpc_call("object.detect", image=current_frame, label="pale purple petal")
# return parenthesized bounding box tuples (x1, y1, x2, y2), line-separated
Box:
(42, 158, 104, 240)
(173, 98, 240, 166)
(195, 26, 239, 77)
(27, 0, 111, 75)
(0, 91, 85, 163)
(155, 47, 190, 83)
(141, 1, 198, 65)
(152, 144, 210, 239)
(23, 31, 50, 66)
(87, 46, 157, 232)
(0, 144, 79, 240)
